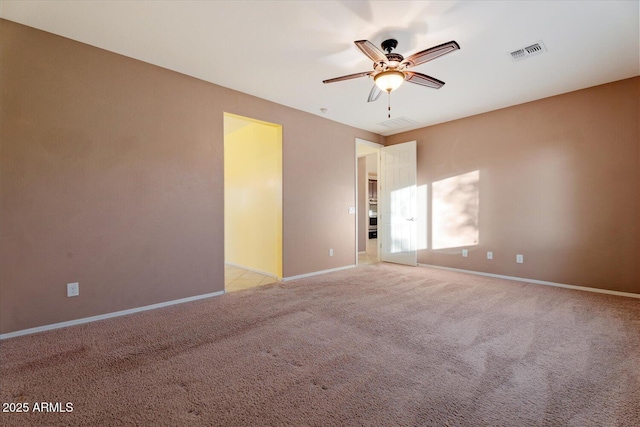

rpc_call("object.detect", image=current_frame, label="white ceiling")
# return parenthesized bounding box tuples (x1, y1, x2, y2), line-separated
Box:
(2, 1, 638, 136)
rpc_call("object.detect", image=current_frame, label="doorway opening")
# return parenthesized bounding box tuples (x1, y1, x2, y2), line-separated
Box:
(224, 113, 282, 292)
(356, 139, 382, 265)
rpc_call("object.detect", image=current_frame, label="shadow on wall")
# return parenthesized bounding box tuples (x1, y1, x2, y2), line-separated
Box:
(387, 170, 480, 254)
(417, 170, 480, 251)
(432, 170, 480, 250)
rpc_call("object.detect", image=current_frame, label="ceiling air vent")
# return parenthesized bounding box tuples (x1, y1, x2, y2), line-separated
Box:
(509, 41, 547, 62)
(377, 116, 420, 130)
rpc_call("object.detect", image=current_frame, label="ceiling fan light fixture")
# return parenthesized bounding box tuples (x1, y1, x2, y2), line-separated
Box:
(374, 70, 405, 92)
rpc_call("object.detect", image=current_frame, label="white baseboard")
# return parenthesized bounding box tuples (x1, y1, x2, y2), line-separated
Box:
(0, 290, 225, 340)
(418, 264, 640, 299)
(282, 264, 356, 282)
(225, 262, 278, 278)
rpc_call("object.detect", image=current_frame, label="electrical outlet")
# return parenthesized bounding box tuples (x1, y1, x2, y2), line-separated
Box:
(329, 249, 334, 256)
(67, 282, 79, 297)
(487, 251, 493, 260)
(516, 254, 524, 264)
(462, 249, 468, 257)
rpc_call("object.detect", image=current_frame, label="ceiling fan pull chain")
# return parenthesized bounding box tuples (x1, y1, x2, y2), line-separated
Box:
(388, 90, 391, 118)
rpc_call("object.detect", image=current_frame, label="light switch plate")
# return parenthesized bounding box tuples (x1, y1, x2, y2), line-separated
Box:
(487, 251, 493, 260)
(348, 206, 356, 214)
(462, 249, 468, 257)
(67, 282, 79, 297)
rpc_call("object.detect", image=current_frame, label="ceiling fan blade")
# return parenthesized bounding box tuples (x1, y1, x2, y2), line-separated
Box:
(405, 71, 445, 89)
(354, 40, 388, 63)
(401, 41, 460, 68)
(323, 71, 371, 84)
(367, 85, 382, 102)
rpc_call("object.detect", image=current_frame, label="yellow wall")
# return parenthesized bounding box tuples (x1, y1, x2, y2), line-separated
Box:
(224, 113, 282, 278)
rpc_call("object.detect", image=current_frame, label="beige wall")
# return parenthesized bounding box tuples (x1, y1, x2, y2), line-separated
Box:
(2, 18, 635, 335)
(387, 77, 640, 294)
(0, 19, 382, 334)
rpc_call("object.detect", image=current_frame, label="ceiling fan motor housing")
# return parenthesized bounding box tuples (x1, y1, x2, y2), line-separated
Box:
(385, 53, 404, 63)
(381, 40, 404, 70)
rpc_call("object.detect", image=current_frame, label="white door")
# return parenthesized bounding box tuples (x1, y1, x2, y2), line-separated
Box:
(380, 141, 417, 266)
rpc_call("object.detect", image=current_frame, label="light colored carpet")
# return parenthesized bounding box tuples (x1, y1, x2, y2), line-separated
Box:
(1, 263, 639, 426)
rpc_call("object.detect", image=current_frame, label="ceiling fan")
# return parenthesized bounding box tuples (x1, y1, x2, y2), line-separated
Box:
(323, 38, 460, 104)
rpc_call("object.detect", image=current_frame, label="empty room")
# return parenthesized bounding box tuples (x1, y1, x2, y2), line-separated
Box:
(1, 1, 638, 426)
